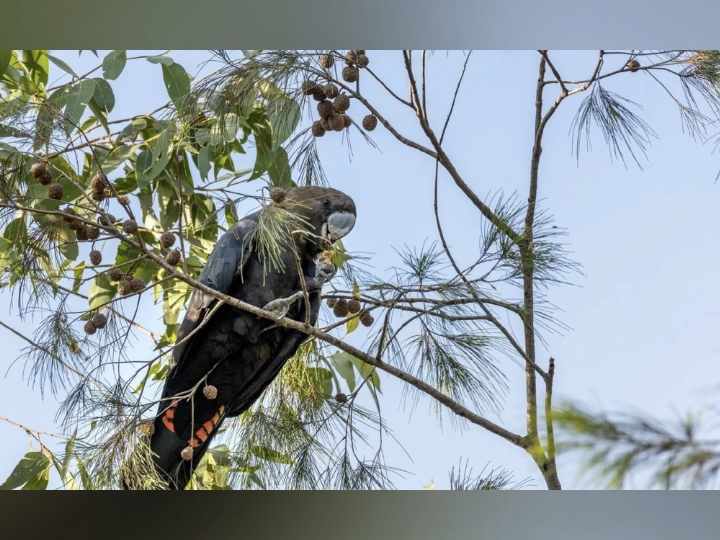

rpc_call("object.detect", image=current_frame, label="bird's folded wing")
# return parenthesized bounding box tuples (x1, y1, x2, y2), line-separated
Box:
(168, 218, 257, 378)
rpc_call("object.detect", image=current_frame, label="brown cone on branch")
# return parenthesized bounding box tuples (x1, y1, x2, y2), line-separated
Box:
(91, 189, 106, 202)
(131, 277, 146, 293)
(329, 114, 345, 132)
(117, 195, 130, 206)
(320, 116, 331, 130)
(30, 162, 47, 179)
(48, 183, 64, 200)
(123, 219, 138, 235)
(333, 94, 350, 113)
(86, 226, 100, 240)
(108, 267, 124, 282)
(362, 115, 378, 131)
(99, 213, 115, 227)
(323, 83, 339, 99)
(90, 174, 107, 191)
(62, 207, 76, 223)
(360, 310, 374, 327)
(356, 54, 369, 68)
(165, 249, 181, 266)
(92, 313, 108, 329)
(335, 393, 348, 404)
(84, 321, 97, 335)
(270, 187, 286, 204)
(89, 250, 102, 266)
(203, 385, 218, 400)
(342, 66, 359, 83)
(301, 80, 319, 95)
(347, 299, 361, 314)
(326, 297, 337, 308)
(320, 54, 334, 69)
(333, 299, 349, 318)
(160, 232, 176, 249)
(312, 91, 326, 102)
(311, 120, 326, 138)
(343, 115, 352, 129)
(117, 280, 133, 296)
(38, 170, 53, 186)
(317, 101, 334, 119)
(345, 51, 358, 65)
(68, 220, 81, 231)
(627, 59, 641, 72)
(75, 226, 88, 241)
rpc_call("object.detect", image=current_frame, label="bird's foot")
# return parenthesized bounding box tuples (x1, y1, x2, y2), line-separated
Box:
(262, 291, 304, 318)
(313, 261, 337, 289)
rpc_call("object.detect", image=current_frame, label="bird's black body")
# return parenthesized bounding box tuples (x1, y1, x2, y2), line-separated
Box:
(144, 186, 356, 489)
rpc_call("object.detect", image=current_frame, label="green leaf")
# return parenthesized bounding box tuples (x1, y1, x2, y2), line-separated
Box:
(0, 50, 11, 79)
(102, 144, 141, 176)
(91, 78, 115, 112)
(346, 314, 360, 335)
(267, 146, 292, 188)
(102, 50, 126, 81)
(60, 431, 78, 489)
(119, 118, 147, 140)
(161, 63, 191, 111)
(145, 125, 175, 183)
(21, 458, 50, 490)
(157, 178, 180, 230)
(1, 452, 50, 490)
(135, 150, 153, 189)
(267, 96, 301, 149)
(146, 55, 174, 66)
(332, 352, 356, 393)
(21, 50, 49, 87)
(72, 262, 85, 293)
(64, 80, 96, 136)
(58, 223, 78, 261)
(47, 54, 78, 77)
(76, 456, 94, 489)
(197, 146, 211, 180)
(225, 200, 238, 227)
(308, 367, 333, 397)
(250, 445, 293, 465)
(88, 100, 110, 135)
(349, 355, 381, 392)
(163, 279, 191, 326)
(88, 273, 116, 311)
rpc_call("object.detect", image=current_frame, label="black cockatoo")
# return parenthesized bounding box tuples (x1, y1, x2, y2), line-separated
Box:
(145, 186, 356, 489)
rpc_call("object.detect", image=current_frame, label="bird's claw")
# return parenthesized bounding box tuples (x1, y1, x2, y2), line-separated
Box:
(262, 291, 304, 318)
(314, 262, 337, 289)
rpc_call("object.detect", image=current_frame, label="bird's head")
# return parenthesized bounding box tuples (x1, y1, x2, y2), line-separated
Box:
(279, 186, 357, 255)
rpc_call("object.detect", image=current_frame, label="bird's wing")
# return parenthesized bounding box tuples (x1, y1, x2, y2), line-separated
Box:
(167, 218, 257, 379)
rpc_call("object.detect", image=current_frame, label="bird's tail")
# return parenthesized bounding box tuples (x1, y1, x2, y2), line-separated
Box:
(124, 399, 227, 490)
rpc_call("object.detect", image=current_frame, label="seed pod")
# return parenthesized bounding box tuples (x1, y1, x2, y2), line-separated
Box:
(320, 54, 334, 69)
(68, 220, 81, 231)
(117, 280, 133, 296)
(91, 189, 105, 202)
(98, 213, 116, 227)
(335, 393, 348, 404)
(323, 83, 339, 99)
(30, 162, 47, 179)
(123, 219, 138, 234)
(89, 250, 102, 265)
(353, 50, 366, 55)
(139, 421, 155, 437)
(38, 169, 53, 186)
(342, 66, 359, 83)
(84, 321, 97, 335)
(203, 385, 218, 400)
(326, 297, 337, 308)
(86, 226, 100, 240)
(92, 313, 108, 329)
(311, 120, 326, 138)
(301, 80, 319, 95)
(130, 277, 146, 293)
(165, 249, 181, 266)
(362, 115, 378, 131)
(345, 51, 358, 65)
(320, 116, 331, 130)
(356, 54, 369, 68)
(90, 174, 107, 191)
(329, 114, 345, 132)
(360, 311, 375, 327)
(627, 59, 641, 72)
(333, 299, 349, 318)
(117, 195, 130, 206)
(160, 232, 176, 249)
(270, 187, 286, 204)
(108, 267, 124, 281)
(333, 94, 350, 113)
(62, 207, 76, 223)
(180, 446, 194, 461)
(347, 299, 361, 314)
(48, 183, 64, 200)
(312, 91, 326, 102)
(343, 115, 352, 129)
(317, 101, 334, 119)
(75, 226, 88, 241)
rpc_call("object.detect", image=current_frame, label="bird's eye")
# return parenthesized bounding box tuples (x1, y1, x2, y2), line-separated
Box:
(322, 199, 331, 208)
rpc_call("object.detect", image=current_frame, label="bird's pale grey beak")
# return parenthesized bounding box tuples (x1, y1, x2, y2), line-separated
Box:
(326, 211, 356, 241)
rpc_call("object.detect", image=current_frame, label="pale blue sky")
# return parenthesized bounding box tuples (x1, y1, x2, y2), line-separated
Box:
(2, 50, 719, 489)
